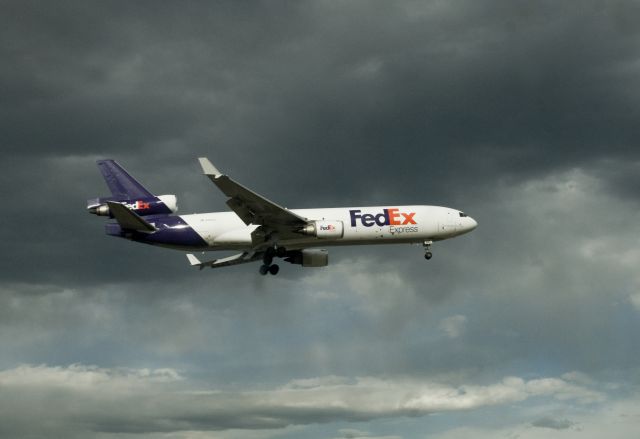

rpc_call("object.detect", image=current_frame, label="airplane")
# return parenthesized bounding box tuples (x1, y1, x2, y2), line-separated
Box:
(88, 158, 477, 275)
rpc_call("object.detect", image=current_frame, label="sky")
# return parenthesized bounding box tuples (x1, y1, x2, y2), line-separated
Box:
(1, 1, 640, 438)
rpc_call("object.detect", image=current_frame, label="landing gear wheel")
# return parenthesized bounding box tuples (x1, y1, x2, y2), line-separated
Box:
(259, 265, 269, 275)
(422, 240, 433, 261)
(269, 264, 280, 275)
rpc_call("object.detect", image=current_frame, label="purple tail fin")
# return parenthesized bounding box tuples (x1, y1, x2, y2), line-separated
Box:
(97, 160, 154, 199)
(89, 160, 177, 217)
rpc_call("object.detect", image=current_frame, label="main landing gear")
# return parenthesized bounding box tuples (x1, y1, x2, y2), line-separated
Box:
(423, 241, 433, 260)
(259, 264, 279, 275)
(259, 246, 286, 275)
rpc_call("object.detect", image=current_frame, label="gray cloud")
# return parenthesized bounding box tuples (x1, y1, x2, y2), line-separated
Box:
(2, 1, 640, 438)
(439, 315, 467, 339)
(531, 416, 576, 430)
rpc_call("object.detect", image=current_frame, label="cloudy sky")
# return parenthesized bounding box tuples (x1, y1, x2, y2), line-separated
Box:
(2, 1, 640, 438)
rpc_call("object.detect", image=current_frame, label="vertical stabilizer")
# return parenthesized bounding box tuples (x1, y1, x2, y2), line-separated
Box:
(89, 160, 177, 217)
(97, 160, 154, 199)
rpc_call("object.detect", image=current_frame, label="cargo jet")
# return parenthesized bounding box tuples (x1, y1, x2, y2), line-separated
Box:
(88, 158, 477, 275)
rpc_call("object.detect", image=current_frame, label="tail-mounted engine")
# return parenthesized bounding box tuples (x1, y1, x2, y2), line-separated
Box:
(299, 220, 344, 239)
(87, 194, 178, 217)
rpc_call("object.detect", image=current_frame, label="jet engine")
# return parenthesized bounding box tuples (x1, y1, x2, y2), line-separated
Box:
(299, 220, 344, 239)
(284, 249, 329, 267)
(157, 195, 178, 213)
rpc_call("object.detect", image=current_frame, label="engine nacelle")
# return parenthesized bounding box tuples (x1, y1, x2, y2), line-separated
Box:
(300, 220, 344, 239)
(284, 249, 329, 267)
(157, 194, 178, 213)
(88, 203, 111, 216)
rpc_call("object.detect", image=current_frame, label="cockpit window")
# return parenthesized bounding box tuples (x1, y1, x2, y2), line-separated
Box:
(459, 212, 468, 217)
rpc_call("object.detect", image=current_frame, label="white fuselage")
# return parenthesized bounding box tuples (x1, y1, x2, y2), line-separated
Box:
(180, 205, 477, 251)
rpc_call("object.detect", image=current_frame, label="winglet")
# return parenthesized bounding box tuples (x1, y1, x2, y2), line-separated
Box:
(198, 157, 222, 177)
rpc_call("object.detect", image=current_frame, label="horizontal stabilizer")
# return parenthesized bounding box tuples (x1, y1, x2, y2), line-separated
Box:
(186, 252, 262, 270)
(186, 254, 203, 266)
(107, 202, 157, 232)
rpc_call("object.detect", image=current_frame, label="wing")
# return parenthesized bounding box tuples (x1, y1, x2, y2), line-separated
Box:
(197, 157, 308, 232)
(186, 251, 263, 270)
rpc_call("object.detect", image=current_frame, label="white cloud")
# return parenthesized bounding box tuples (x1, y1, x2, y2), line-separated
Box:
(0, 364, 605, 437)
(0, 363, 182, 390)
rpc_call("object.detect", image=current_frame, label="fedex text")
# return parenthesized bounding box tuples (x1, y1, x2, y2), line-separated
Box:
(125, 200, 151, 210)
(349, 208, 417, 227)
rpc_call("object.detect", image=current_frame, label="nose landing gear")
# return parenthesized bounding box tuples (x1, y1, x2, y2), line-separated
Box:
(423, 241, 433, 260)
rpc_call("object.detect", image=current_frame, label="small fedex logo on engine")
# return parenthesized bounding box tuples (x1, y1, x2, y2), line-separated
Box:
(349, 208, 416, 227)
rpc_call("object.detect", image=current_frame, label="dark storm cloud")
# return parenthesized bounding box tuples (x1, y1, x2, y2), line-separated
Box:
(0, 0, 638, 366)
(3, 0, 640, 286)
(4, 1, 640, 172)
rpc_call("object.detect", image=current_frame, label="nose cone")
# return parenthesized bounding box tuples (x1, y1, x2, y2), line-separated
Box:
(465, 217, 478, 232)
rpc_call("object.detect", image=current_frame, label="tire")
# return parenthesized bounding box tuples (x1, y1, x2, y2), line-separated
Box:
(424, 252, 432, 260)
(259, 265, 269, 275)
(269, 264, 280, 275)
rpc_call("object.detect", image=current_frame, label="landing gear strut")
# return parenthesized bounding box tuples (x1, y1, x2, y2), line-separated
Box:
(259, 246, 285, 275)
(423, 241, 433, 260)
(263, 247, 274, 266)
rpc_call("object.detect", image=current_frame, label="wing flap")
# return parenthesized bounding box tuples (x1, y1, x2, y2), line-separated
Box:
(226, 196, 256, 225)
(186, 252, 262, 270)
